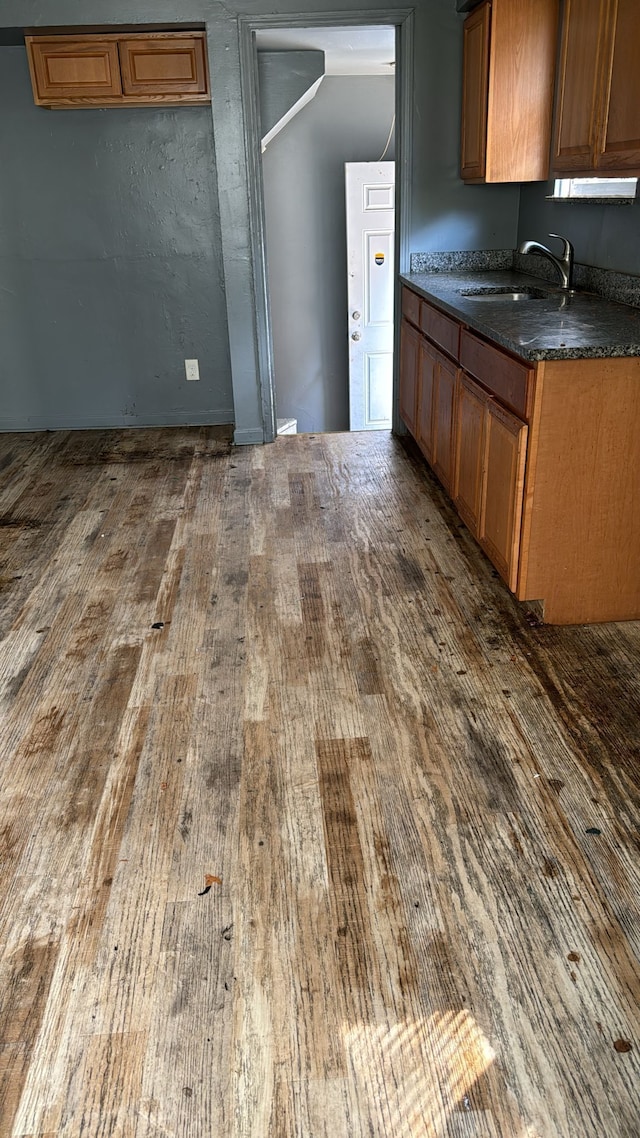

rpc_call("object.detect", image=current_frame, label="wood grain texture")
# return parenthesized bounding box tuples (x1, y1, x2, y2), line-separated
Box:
(0, 426, 638, 1137)
(518, 355, 640, 623)
(25, 32, 211, 109)
(462, 0, 559, 184)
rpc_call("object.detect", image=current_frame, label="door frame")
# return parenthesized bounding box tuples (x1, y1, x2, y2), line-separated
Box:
(238, 9, 414, 442)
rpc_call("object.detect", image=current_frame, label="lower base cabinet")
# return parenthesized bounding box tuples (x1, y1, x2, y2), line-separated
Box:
(400, 284, 640, 623)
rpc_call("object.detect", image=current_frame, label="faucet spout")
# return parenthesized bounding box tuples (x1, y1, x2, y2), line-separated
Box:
(517, 233, 574, 291)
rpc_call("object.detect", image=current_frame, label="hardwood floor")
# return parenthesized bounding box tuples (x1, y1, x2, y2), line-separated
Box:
(0, 426, 638, 1138)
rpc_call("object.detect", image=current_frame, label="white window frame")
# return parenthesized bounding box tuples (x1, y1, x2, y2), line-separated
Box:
(554, 177, 638, 199)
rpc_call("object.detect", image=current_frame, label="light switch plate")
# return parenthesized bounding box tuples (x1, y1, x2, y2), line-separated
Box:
(185, 359, 200, 382)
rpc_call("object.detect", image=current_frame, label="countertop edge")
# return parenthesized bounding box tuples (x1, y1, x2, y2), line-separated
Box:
(400, 271, 640, 362)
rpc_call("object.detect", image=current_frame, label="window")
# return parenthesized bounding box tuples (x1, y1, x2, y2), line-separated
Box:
(554, 177, 638, 200)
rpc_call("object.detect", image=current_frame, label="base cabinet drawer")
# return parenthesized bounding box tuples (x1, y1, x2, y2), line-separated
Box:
(401, 286, 421, 328)
(460, 328, 533, 419)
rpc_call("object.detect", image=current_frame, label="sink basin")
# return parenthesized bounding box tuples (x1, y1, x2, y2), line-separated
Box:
(458, 286, 549, 302)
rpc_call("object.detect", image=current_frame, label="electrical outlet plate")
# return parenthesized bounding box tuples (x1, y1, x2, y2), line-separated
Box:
(185, 359, 200, 381)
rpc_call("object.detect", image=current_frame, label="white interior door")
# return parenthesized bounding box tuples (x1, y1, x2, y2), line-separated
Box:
(346, 161, 395, 431)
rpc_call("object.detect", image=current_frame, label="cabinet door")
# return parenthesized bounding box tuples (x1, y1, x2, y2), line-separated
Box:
(416, 339, 436, 463)
(552, 0, 607, 173)
(461, 1, 490, 181)
(432, 353, 458, 495)
(453, 373, 487, 537)
(26, 37, 122, 103)
(479, 400, 528, 592)
(596, 0, 640, 173)
(399, 319, 420, 436)
(119, 34, 209, 98)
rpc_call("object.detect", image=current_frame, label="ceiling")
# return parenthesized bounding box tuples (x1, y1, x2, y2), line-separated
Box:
(255, 26, 396, 77)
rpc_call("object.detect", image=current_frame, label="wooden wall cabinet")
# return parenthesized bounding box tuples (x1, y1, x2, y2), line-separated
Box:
(553, 0, 640, 176)
(398, 284, 640, 624)
(461, 0, 559, 183)
(25, 32, 210, 108)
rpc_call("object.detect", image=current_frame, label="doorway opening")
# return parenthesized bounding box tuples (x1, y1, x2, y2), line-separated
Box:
(239, 11, 413, 442)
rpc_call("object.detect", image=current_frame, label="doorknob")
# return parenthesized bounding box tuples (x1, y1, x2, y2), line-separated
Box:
(351, 331, 361, 341)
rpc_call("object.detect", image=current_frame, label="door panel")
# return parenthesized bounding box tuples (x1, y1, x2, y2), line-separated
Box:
(26, 37, 122, 102)
(399, 320, 420, 435)
(432, 354, 458, 494)
(461, 1, 490, 180)
(416, 340, 436, 462)
(346, 163, 395, 431)
(479, 400, 528, 591)
(553, 0, 608, 171)
(454, 372, 487, 536)
(119, 35, 208, 96)
(597, 0, 640, 171)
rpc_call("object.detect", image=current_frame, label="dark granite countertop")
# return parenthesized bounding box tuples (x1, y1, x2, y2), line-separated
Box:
(400, 270, 640, 361)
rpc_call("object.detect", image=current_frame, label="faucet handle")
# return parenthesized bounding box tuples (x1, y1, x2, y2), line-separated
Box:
(548, 233, 574, 259)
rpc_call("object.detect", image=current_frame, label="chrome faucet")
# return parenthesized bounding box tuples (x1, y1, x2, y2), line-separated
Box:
(517, 233, 575, 292)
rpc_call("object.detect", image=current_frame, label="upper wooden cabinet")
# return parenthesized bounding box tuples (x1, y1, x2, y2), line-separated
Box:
(461, 0, 559, 183)
(25, 32, 211, 108)
(553, 0, 640, 175)
(118, 36, 208, 98)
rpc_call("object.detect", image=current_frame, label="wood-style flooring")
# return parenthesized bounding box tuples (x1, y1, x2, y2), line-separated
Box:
(0, 426, 638, 1138)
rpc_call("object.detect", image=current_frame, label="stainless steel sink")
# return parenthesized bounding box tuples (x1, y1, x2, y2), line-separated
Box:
(458, 287, 549, 302)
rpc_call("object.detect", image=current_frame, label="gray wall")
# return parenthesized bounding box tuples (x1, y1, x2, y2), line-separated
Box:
(258, 50, 325, 140)
(518, 181, 640, 276)
(0, 45, 232, 430)
(0, 0, 524, 442)
(263, 76, 395, 434)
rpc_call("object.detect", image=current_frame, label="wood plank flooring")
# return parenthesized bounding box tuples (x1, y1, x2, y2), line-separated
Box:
(0, 426, 638, 1138)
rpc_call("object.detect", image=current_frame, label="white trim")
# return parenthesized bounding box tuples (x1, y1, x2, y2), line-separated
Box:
(261, 76, 324, 151)
(554, 176, 638, 199)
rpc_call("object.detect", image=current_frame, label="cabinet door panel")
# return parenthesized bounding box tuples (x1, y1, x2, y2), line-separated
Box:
(461, 1, 490, 181)
(454, 373, 487, 537)
(552, 0, 607, 172)
(26, 37, 122, 102)
(416, 341, 436, 463)
(597, 0, 640, 172)
(432, 354, 458, 494)
(399, 320, 420, 436)
(119, 35, 209, 96)
(479, 400, 528, 591)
